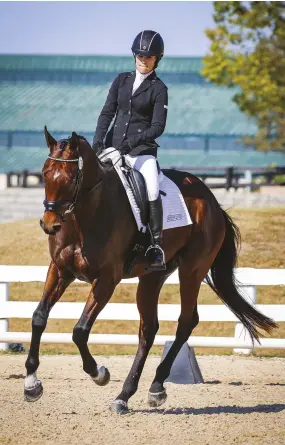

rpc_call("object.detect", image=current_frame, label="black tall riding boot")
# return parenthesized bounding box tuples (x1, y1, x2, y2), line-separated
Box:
(145, 196, 166, 271)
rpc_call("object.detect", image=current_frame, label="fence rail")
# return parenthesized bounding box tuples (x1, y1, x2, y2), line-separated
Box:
(0, 266, 284, 352)
(6, 166, 285, 190)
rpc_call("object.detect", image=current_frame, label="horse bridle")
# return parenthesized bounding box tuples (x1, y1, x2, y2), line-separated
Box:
(43, 147, 122, 220)
(43, 154, 84, 220)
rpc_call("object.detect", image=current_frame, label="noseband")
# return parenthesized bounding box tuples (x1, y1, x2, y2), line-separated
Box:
(43, 155, 83, 219)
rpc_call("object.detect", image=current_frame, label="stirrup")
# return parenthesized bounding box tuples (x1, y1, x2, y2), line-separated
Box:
(145, 244, 165, 259)
(145, 244, 166, 271)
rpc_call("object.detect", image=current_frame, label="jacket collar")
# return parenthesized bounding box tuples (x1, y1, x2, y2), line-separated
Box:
(130, 70, 157, 98)
(134, 68, 154, 82)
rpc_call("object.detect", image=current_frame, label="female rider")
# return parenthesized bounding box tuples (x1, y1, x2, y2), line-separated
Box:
(92, 30, 168, 271)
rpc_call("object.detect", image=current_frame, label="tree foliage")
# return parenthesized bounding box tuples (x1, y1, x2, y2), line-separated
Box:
(202, 1, 285, 151)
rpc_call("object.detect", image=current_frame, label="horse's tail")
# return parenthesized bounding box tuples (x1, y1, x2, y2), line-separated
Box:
(205, 209, 277, 342)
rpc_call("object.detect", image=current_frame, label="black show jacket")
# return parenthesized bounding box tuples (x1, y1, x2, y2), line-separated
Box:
(94, 70, 168, 157)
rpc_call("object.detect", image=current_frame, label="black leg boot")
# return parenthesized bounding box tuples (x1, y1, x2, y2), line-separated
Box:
(145, 196, 166, 271)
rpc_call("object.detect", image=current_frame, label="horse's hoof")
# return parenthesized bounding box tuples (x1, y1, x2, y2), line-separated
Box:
(109, 400, 129, 415)
(91, 366, 110, 387)
(24, 382, 43, 402)
(148, 389, 167, 407)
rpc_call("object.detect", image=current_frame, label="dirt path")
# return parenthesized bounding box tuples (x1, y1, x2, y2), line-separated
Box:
(1, 355, 285, 445)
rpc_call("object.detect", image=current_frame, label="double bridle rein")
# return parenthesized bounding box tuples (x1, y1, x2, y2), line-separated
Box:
(43, 155, 84, 220)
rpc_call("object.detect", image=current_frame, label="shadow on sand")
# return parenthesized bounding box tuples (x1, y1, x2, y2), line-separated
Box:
(134, 403, 285, 416)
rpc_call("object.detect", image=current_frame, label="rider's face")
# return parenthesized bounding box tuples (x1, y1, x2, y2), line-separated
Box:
(136, 55, 157, 74)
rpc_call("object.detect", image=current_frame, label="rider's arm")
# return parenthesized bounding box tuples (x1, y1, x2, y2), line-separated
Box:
(127, 86, 168, 151)
(93, 75, 120, 144)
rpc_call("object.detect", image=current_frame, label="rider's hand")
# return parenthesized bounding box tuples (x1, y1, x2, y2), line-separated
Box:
(119, 139, 132, 155)
(92, 140, 104, 155)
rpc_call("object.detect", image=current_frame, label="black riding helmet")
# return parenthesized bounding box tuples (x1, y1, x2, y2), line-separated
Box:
(131, 30, 164, 68)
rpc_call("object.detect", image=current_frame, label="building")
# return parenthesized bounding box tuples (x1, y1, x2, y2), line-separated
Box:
(1, 54, 285, 174)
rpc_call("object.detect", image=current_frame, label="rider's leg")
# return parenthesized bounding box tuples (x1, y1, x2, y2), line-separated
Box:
(125, 154, 166, 270)
(147, 194, 166, 269)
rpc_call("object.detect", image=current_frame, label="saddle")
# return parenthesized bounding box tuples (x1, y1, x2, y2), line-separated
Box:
(98, 148, 161, 273)
(98, 148, 192, 274)
(99, 148, 164, 228)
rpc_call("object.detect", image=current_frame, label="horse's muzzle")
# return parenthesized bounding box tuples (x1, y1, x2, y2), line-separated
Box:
(39, 218, 62, 235)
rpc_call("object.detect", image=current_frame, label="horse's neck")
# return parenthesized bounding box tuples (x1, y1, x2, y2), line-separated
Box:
(78, 163, 122, 220)
(63, 163, 136, 265)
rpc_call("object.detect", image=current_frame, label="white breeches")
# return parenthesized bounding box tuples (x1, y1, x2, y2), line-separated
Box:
(125, 154, 159, 202)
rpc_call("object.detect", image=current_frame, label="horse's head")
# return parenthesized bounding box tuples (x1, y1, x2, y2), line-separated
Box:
(40, 127, 99, 235)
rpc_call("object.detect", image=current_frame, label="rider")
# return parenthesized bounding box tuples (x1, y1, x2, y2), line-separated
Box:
(92, 30, 168, 271)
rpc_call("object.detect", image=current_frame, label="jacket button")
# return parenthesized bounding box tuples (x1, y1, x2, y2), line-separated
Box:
(123, 133, 126, 137)
(129, 100, 131, 102)
(125, 122, 128, 126)
(128, 111, 131, 114)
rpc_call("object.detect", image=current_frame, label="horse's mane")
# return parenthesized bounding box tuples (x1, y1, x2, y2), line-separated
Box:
(58, 134, 91, 151)
(77, 134, 90, 146)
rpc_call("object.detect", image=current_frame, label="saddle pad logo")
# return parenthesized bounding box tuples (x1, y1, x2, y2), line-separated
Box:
(167, 213, 182, 222)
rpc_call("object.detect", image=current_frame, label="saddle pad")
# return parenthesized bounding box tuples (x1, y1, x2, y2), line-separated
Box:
(99, 148, 192, 231)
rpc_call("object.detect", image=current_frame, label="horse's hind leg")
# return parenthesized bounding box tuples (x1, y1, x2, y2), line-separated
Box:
(110, 272, 168, 414)
(24, 262, 74, 402)
(148, 259, 204, 407)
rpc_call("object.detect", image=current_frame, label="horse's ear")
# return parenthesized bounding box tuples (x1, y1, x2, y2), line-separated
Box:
(44, 126, 57, 148)
(70, 131, 80, 151)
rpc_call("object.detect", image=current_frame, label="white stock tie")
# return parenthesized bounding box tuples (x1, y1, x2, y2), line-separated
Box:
(132, 69, 153, 95)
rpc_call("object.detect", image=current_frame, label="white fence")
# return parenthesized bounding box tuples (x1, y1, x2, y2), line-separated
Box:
(0, 266, 285, 353)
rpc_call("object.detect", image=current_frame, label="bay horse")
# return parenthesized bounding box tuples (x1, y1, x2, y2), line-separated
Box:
(24, 128, 276, 414)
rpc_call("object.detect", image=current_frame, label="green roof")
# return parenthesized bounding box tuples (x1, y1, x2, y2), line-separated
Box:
(0, 54, 203, 74)
(0, 54, 255, 137)
(0, 82, 256, 136)
(1, 55, 284, 172)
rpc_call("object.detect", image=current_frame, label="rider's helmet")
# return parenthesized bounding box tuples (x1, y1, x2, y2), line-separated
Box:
(131, 30, 164, 68)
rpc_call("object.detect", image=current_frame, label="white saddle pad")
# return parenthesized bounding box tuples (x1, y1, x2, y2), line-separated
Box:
(99, 148, 192, 232)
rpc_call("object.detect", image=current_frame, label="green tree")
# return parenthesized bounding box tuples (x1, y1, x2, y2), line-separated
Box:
(202, 1, 285, 151)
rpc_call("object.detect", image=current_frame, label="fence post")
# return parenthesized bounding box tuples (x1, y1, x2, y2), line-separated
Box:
(226, 167, 233, 191)
(0, 282, 9, 351)
(244, 170, 253, 191)
(7, 172, 12, 188)
(22, 170, 28, 188)
(234, 285, 257, 354)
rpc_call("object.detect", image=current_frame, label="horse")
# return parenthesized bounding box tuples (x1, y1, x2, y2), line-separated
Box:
(24, 128, 277, 414)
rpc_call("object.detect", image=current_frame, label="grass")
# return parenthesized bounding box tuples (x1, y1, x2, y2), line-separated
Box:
(1, 207, 285, 356)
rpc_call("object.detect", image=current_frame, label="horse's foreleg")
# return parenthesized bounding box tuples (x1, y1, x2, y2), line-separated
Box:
(110, 273, 166, 415)
(148, 265, 202, 407)
(72, 275, 117, 386)
(24, 262, 74, 402)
